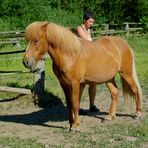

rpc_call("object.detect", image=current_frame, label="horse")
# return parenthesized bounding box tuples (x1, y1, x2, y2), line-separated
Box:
(23, 22, 142, 130)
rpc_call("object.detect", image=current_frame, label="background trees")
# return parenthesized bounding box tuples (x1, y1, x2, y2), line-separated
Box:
(0, 0, 147, 30)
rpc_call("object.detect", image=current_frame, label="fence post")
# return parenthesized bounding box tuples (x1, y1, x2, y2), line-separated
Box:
(104, 24, 109, 35)
(104, 24, 109, 31)
(33, 58, 45, 105)
(124, 22, 130, 36)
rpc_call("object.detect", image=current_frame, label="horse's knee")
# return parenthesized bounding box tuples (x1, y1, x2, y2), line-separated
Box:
(111, 88, 119, 99)
(107, 80, 119, 99)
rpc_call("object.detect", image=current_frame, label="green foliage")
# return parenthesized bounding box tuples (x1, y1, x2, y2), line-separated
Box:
(0, 0, 147, 30)
(99, 0, 122, 24)
(122, 0, 147, 22)
(0, 0, 50, 18)
(0, 0, 52, 29)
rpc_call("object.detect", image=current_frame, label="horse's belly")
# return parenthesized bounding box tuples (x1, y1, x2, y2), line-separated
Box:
(85, 62, 118, 83)
(85, 72, 115, 83)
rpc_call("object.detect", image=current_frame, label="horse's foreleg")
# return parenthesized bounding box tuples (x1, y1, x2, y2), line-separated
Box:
(60, 82, 74, 128)
(71, 80, 80, 130)
(106, 79, 119, 120)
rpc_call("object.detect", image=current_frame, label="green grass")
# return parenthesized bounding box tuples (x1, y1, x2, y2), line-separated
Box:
(0, 137, 44, 148)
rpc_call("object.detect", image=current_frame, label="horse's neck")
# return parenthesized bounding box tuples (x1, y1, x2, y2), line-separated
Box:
(47, 47, 76, 73)
(47, 24, 82, 69)
(47, 24, 81, 55)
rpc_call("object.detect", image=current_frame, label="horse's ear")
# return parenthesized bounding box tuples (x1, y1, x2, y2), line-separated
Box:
(41, 23, 49, 31)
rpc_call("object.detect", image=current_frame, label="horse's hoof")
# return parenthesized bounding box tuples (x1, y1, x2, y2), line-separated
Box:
(102, 116, 112, 123)
(63, 127, 71, 133)
(134, 112, 143, 120)
(104, 115, 112, 120)
(105, 115, 116, 120)
(69, 126, 80, 132)
(134, 114, 143, 120)
(102, 115, 116, 124)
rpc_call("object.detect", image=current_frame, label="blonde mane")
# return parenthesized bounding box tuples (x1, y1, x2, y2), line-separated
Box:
(46, 23, 82, 54)
(25, 22, 82, 54)
(25, 22, 48, 41)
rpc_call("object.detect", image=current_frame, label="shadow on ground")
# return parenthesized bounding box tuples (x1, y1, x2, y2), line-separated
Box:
(0, 91, 67, 129)
(79, 108, 135, 122)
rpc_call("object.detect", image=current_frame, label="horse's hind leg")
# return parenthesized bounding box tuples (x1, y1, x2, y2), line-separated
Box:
(106, 78, 119, 120)
(121, 74, 142, 118)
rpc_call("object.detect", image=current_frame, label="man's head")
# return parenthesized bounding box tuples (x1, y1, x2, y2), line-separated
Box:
(83, 11, 95, 29)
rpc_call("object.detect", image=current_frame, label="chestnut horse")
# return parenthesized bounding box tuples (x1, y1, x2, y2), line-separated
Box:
(23, 22, 142, 130)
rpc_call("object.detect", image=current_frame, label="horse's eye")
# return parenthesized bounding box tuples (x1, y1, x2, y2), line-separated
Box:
(34, 40, 39, 44)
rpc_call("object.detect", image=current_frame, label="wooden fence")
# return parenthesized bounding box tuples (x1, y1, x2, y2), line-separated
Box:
(0, 49, 45, 98)
(0, 22, 143, 46)
(91, 22, 143, 38)
(0, 30, 24, 46)
(0, 22, 143, 96)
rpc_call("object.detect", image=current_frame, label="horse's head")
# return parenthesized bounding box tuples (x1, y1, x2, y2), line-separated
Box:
(23, 22, 49, 72)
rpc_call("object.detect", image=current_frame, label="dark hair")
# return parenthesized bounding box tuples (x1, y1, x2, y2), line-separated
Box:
(83, 11, 96, 21)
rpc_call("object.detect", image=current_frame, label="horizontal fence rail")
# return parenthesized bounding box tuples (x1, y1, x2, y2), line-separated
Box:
(0, 86, 32, 95)
(0, 49, 45, 97)
(0, 30, 24, 46)
(0, 49, 25, 55)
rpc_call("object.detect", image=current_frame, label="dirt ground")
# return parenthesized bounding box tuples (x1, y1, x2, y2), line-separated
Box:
(0, 89, 147, 146)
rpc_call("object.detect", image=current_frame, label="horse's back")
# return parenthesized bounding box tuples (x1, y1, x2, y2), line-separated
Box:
(94, 36, 133, 72)
(95, 36, 132, 55)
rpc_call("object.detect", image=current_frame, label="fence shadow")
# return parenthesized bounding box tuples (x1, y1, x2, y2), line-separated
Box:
(0, 107, 67, 129)
(0, 94, 25, 102)
(0, 91, 68, 129)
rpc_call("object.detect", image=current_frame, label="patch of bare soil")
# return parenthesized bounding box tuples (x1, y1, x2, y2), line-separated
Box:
(0, 90, 147, 146)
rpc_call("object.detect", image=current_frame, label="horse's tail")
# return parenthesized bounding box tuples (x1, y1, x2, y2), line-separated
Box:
(121, 54, 142, 113)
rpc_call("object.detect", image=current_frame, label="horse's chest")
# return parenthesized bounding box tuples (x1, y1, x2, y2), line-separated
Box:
(52, 64, 71, 84)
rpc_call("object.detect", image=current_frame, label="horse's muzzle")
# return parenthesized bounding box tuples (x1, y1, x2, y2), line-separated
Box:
(22, 58, 35, 70)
